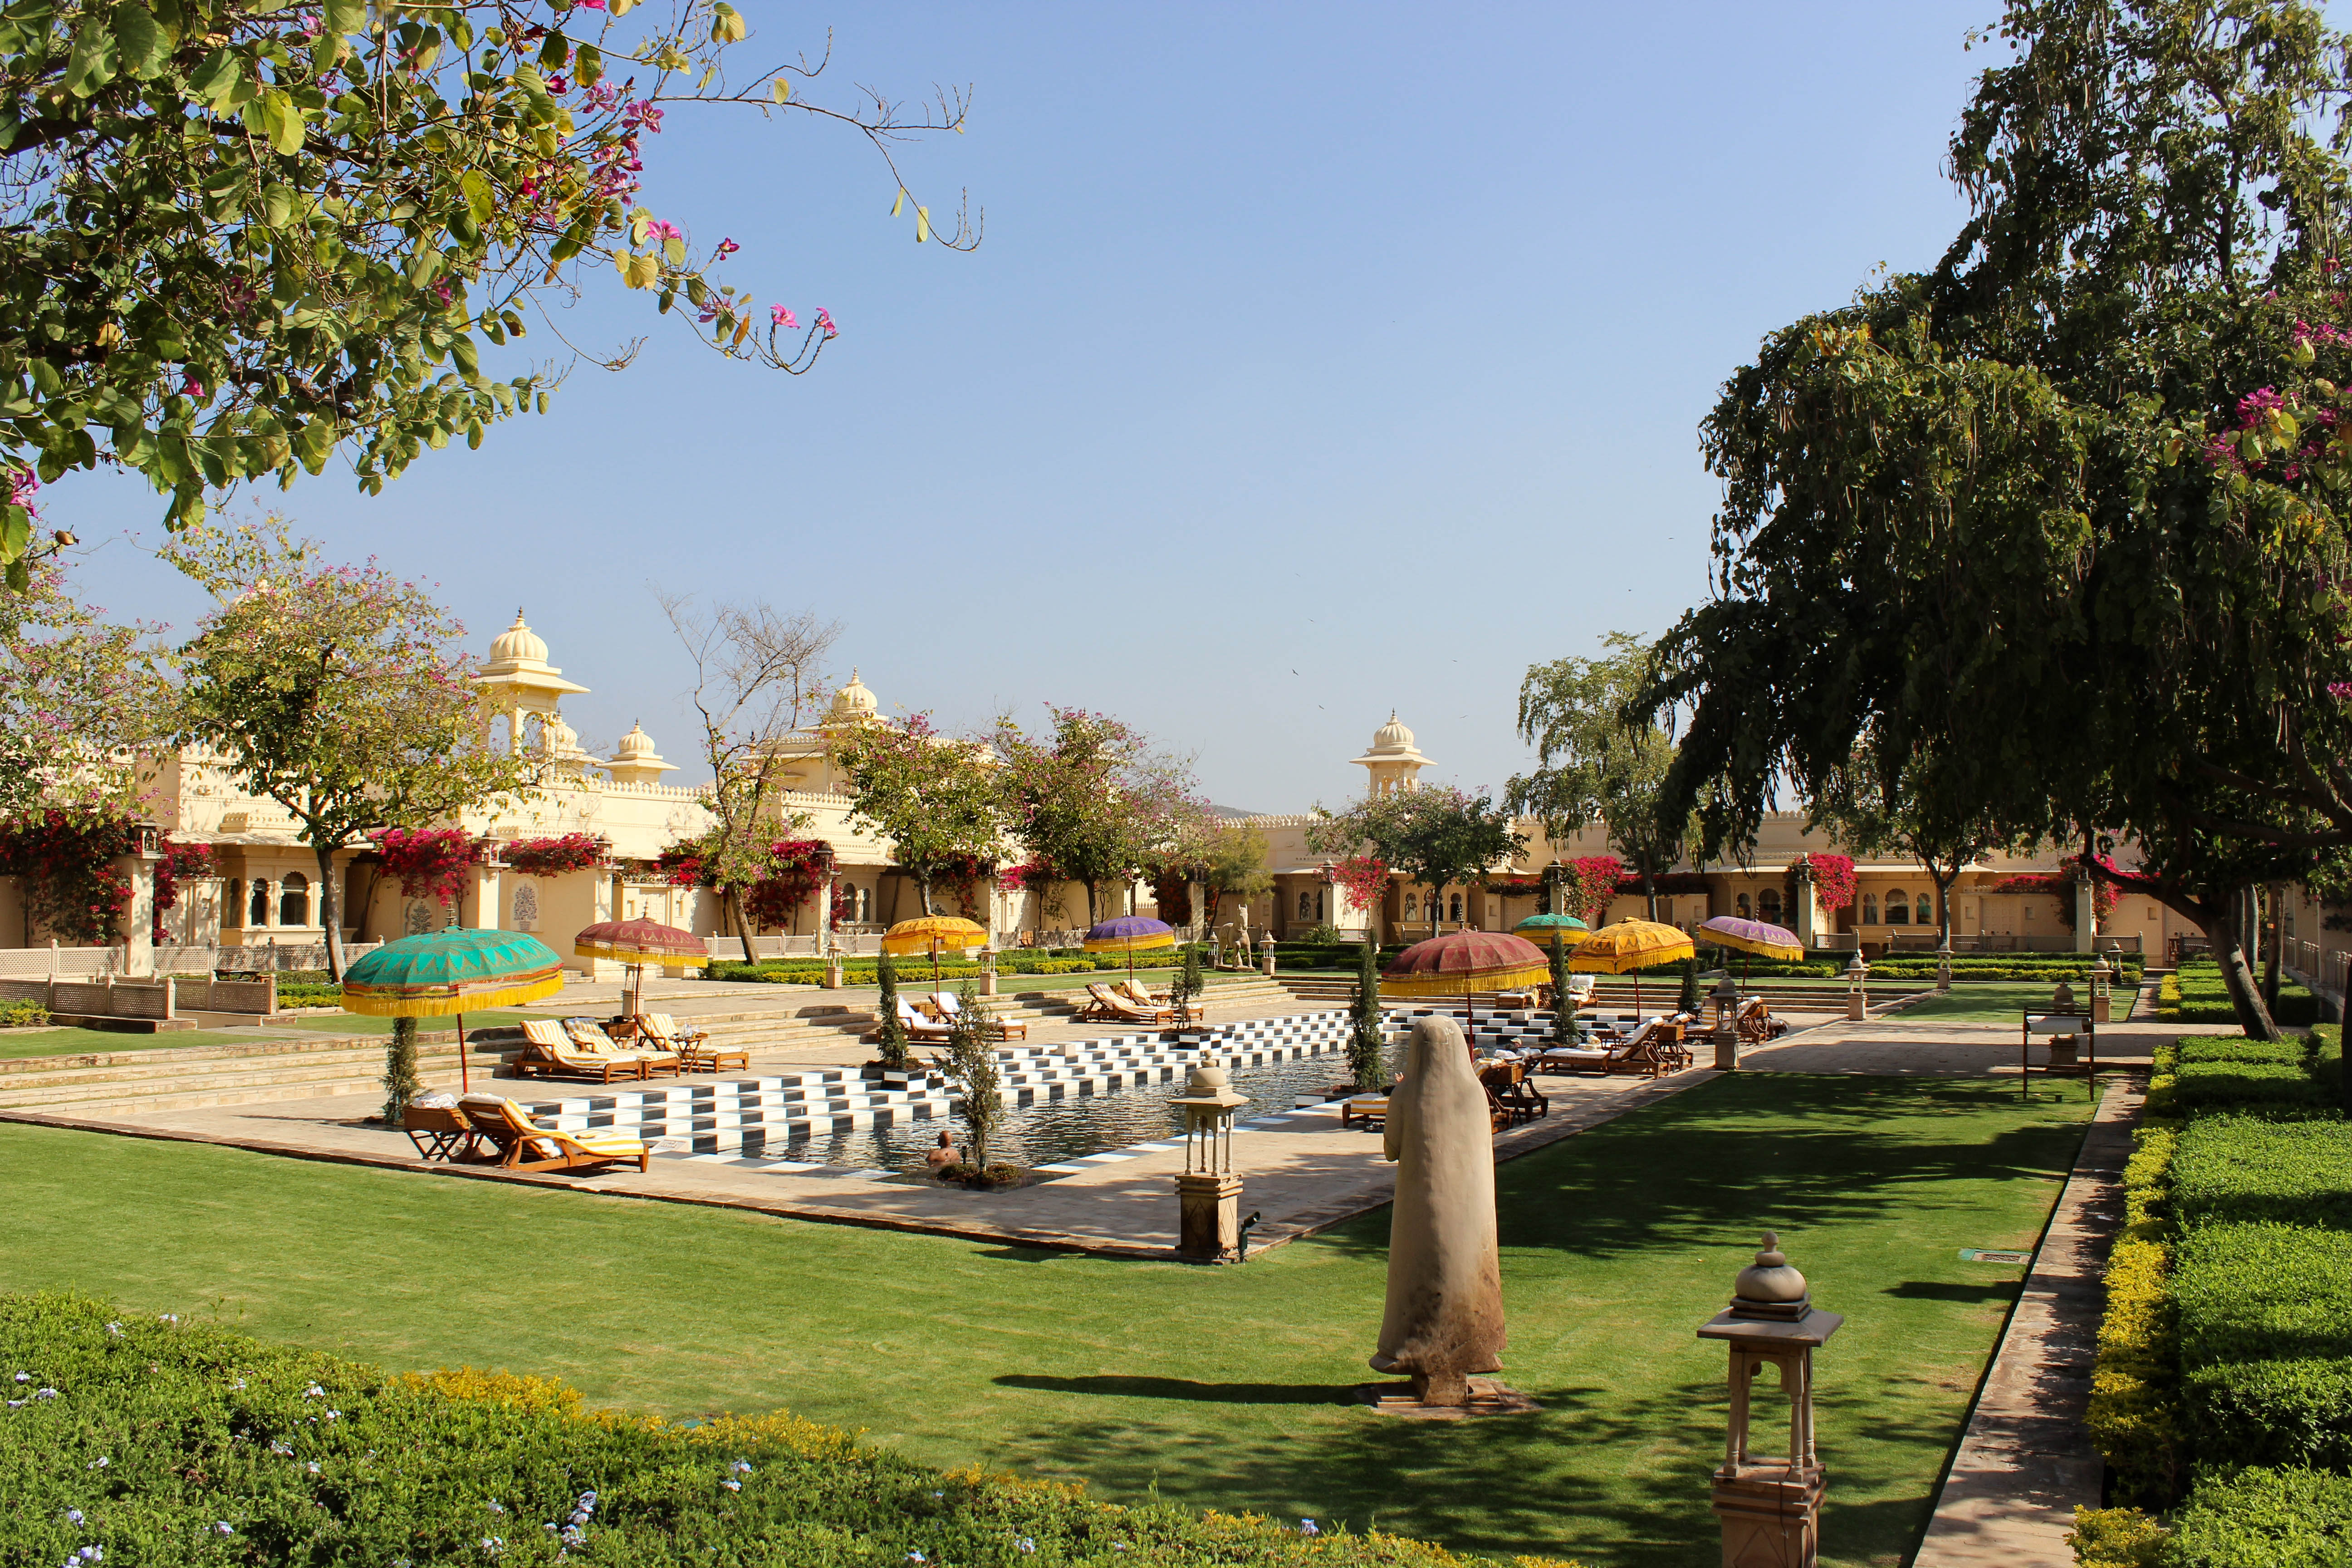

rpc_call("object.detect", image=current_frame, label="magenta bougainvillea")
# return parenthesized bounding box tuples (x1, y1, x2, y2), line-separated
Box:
(743, 839, 833, 931)
(1790, 852, 1856, 913)
(373, 828, 482, 908)
(1563, 855, 1625, 925)
(1331, 855, 1390, 917)
(504, 833, 605, 879)
(0, 812, 136, 944)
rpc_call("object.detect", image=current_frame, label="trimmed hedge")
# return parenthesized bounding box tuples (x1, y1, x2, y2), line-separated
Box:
(2171, 1059, 2332, 1120)
(2166, 959, 2321, 1027)
(706, 956, 1123, 985)
(0, 1292, 1539, 1568)
(2168, 1465, 2352, 1566)
(0, 997, 50, 1028)
(2173, 1117, 2352, 1232)
(2086, 1117, 2183, 1504)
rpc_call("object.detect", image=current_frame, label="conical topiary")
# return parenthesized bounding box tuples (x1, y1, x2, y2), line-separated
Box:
(1348, 936, 1387, 1091)
(876, 951, 909, 1071)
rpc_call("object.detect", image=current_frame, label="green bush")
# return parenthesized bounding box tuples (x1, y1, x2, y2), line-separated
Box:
(0, 997, 51, 1028)
(2175, 1223, 2352, 1470)
(2183, 1356, 2352, 1473)
(2087, 1121, 2184, 1505)
(2169, 958, 2320, 1026)
(2172, 1060, 2333, 1119)
(2173, 1117, 2352, 1231)
(274, 982, 343, 1008)
(0, 1292, 1496, 1568)
(2168, 1465, 2352, 1566)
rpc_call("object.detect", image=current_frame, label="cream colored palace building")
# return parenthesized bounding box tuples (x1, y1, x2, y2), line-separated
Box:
(0, 613, 2240, 971)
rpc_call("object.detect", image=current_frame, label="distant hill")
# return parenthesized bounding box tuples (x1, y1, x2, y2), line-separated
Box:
(1210, 804, 1260, 819)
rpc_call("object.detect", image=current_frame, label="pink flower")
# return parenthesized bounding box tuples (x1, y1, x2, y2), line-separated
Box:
(577, 0, 606, 9)
(815, 308, 837, 338)
(2330, 681, 2352, 700)
(770, 305, 797, 329)
(629, 101, 664, 132)
(716, 238, 739, 257)
(646, 220, 681, 243)
(181, 374, 206, 398)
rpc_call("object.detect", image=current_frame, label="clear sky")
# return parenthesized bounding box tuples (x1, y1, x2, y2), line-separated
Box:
(54, 0, 1992, 812)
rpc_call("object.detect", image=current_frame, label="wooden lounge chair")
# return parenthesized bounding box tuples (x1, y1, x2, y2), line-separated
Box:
(1116, 979, 1167, 1008)
(565, 1017, 681, 1078)
(879, 997, 954, 1045)
(456, 1094, 651, 1174)
(1479, 1060, 1548, 1126)
(640, 1011, 747, 1073)
(1605, 1020, 1676, 1079)
(1737, 998, 1789, 1044)
(1340, 1094, 1388, 1130)
(1078, 981, 1177, 1025)
(402, 1102, 477, 1161)
(928, 990, 1029, 1040)
(512, 1018, 644, 1083)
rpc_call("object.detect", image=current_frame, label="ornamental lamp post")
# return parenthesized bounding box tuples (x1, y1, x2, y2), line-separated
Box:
(1698, 1232, 1843, 1568)
(2088, 948, 2114, 1024)
(1845, 952, 1869, 1021)
(1710, 973, 1742, 1070)
(1935, 934, 1954, 994)
(1170, 1058, 1250, 1262)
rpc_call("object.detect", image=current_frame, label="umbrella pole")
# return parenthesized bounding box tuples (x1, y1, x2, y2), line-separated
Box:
(457, 1010, 468, 1095)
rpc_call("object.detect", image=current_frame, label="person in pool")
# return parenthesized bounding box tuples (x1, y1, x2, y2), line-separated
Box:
(925, 1132, 959, 1171)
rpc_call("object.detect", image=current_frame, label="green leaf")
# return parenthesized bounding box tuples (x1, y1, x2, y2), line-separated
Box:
(263, 183, 292, 227)
(459, 170, 493, 227)
(64, 15, 118, 97)
(262, 91, 305, 155)
(450, 335, 479, 377)
(28, 359, 60, 397)
(186, 49, 240, 112)
(322, 0, 367, 37)
(113, 3, 168, 80)
(575, 44, 603, 87)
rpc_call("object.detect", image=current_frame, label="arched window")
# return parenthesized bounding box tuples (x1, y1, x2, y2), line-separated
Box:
(1917, 894, 1933, 926)
(1759, 887, 1782, 923)
(1448, 893, 1463, 924)
(1862, 892, 1879, 925)
(249, 878, 271, 926)
(1884, 888, 1908, 925)
(223, 879, 243, 928)
(1736, 892, 1751, 919)
(279, 871, 310, 927)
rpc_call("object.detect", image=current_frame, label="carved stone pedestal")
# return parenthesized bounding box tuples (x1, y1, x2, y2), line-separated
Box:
(1176, 1172, 1242, 1263)
(1713, 1028, 1739, 1071)
(1708, 1461, 1824, 1568)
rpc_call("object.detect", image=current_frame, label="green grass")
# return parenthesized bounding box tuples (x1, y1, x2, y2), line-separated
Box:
(0, 1026, 283, 1055)
(0, 1074, 2090, 1567)
(1883, 982, 2104, 1022)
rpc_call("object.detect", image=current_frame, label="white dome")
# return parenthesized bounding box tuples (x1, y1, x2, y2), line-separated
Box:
(828, 669, 879, 721)
(539, 715, 582, 756)
(489, 609, 549, 667)
(1372, 710, 1416, 752)
(613, 721, 657, 760)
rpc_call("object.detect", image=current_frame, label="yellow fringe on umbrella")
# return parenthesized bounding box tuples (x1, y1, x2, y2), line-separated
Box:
(1568, 920, 1697, 975)
(1381, 963, 1551, 998)
(1083, 933, 1177, 955)
(573, 940, 701, 967)
(340, 969, 566, 1017)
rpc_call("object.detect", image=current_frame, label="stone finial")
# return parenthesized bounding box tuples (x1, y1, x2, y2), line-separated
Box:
(1731, 1231, 1812, 1320)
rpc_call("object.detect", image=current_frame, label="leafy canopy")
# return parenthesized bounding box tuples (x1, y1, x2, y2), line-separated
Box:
(1307, 784, 1524, 918)
(0, 0, 974, 584)
(1507, 631, 1691, 902)
(830, 712, 1005, 917)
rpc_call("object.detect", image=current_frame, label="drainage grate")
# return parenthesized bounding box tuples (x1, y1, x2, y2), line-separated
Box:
(1958, 1247, 2034, 1265)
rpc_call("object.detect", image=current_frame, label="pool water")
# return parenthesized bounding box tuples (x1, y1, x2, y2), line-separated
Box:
(777, 1044, 1360, 1174)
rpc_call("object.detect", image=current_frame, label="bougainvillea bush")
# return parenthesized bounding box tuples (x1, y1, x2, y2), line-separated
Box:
(372, 827, 482, 911)
(1788, 853, 1855, 915)
(0, 1293, 1514, 1568)
(0, 812, 134, 945)
(502, 833, 604, 880)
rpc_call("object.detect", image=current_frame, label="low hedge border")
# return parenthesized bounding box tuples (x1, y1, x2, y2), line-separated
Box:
(2163, 959, 2321, 1027)
(0, 1292, 1570, 1568)
(2166, 1465, 2352, 1566)
(2086, 1095, 2183, 1506)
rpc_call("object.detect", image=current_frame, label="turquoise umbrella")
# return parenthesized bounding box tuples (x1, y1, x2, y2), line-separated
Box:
(342, 928, 565, 1094)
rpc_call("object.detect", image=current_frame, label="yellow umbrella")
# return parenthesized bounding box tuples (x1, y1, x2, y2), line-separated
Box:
(1568, 919, 1697, 1013)
(882, 915, 989, 988)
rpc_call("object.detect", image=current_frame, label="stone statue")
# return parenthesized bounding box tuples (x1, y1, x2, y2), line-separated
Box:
(1371, 1013, 1506, 1405)
(1225, 906, 1251, 960)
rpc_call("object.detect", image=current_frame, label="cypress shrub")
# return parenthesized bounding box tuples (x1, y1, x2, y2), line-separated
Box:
(381, 1016, 420, 1125)
(875, 952, 908, 1072)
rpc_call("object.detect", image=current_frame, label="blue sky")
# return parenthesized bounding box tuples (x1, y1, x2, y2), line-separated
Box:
(57, 1, 1992, 811)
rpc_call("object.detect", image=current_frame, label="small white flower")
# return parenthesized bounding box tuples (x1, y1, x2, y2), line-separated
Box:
(157, 1314, 178, 1324)
(1300, 1518, 1320, 1537)
(324, 1411, 339, 1421)
(721, 1479, 741, 1492)
(305, 1461, 320, 1475)
(11, 1372, 26, 1382)
(64, 1509, 83, 1525)
(88, 1456, 108, 1470)
(6, 1400, 21, 1409)
(214, 1524, 234, 1536)
(303, 1384, 324, 1398)
(268, 1441, 291, 1457)
(485, 1500, 505, 1514)
(733, 1461, 753, 1474)
(230, 1378, 246, 1391)
(1016, 1539, 1036, 1554)
(906, 1554, 926, 1565)
(104, 1323, 121, 1338)
(34, 1388, 57, 1400)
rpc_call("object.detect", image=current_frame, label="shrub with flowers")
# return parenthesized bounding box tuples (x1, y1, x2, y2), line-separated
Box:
(1789, 853, 1856, 915)
(0, 813, 136, 946)
(503, 833, 605, 880)
(1331, 856, 1390, 921)
(1562, 855, 1624, 926)
(743, 839, 833, 932)
(371, 828, 482, 911)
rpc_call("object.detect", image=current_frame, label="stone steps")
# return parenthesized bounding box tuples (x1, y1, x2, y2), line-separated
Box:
(0, 1038, 481, 1116)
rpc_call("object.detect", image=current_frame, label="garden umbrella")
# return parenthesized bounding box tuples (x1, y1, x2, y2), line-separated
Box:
(1083, 915, 1176, 987)
(573, 916, 704, 1019)
(1697, 915, 1803, 988)
(1382, 929, 1552, 1019)
(341, 927, 565, 1094)
(1568, 919, 1698, 1014)
(882, 915, 989, 988)
(1512, 912, 1591, 951)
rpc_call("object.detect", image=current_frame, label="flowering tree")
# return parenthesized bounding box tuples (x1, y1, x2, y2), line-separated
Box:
(168, 523, 534, 976)
(0, 2, 976, 583)
(657, 592, 836, 962)
(994, 706, 1196, 928)
(1788, 853, 1855, 920)
(0, 811, 134, 944)
(1330, 854, 1390, 941)
(1562, 854, 1624, 927)
(1307, 786, 1525, 936)
(0, 559, 167, 819)
(830, 713, 1005, 919)
(996, 858, 1064, 943)
(742, 838, 832, 932)
(373, 827, 482, 913)
(503, 832, 604, 879)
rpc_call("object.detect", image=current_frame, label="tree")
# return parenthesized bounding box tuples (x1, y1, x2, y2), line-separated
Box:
(1509, 632, 1692, 920)
(873, 949, 908, 1072)
(995, 706, 1195, 928)
(1808, 731, 2018, 948)
(1347, 934, 1387, 1091)
(0, 1, 976, 582)
(382, 1015, 420, 1125)
(1562, 854, 1624, 927)
(938, 978, 1003, 1176)
(0, 558, 166, 819)
(1306, 785, 1525, 939)
(167, 522, 533, 977)
(831, 713, 1005, 919)
(1642, 0, 2352, 1041)
(658, 592, 837, 963)
(1196, 819, 1273, 939)
(1171, 936, 1204, 1020)
(1548, 937, 1576, 1047)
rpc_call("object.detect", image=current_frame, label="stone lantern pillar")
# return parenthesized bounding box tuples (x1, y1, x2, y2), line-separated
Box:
(1698, 1232, 1844, 1568)
(1935, 940, 1954, 994)
(2088, 949, 2114, 1024)
(1710, 974, 1742, 1070)
(1170, 1058, 1249, 1263)
(1844, 953, 1868, 1021)
(1259, 931, 1276, 978)
(980, 944, 1000, 998)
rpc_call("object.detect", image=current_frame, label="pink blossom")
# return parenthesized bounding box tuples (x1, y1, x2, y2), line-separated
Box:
(2330, 681, 2352, 700)
(2238, 387, 2287, 426)
(645, 220, 681, 243)
(770, 305, 796, 329)
(577, 0, 607, 9)
(628, 101, 664, 132)
(815, 308, 837, 338)
(716, 238, 739, 257)
(181, 374, 206, 398)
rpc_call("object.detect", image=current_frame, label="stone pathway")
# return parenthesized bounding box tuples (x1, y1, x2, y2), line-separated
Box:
(1913, 1075, 2141, 1567)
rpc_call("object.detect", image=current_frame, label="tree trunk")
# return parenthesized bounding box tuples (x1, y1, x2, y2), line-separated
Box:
(2261, 883, 2282, 1015)
(726, 886, 756, 964)
(1933, 867, 1958, 949)
(2205, 908, 2283, 1041)
(1642, 868, 1658, 922)
(918, 872, 935, 918)
(315, 842, 347, 981)
(1085, 880, 1100, 929)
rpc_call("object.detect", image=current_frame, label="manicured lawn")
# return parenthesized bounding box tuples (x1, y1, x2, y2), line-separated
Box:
(0, 1026, 277, 1056)
(1883, 982, 2081, 1022)
(0, 1074, 2089, 1566)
